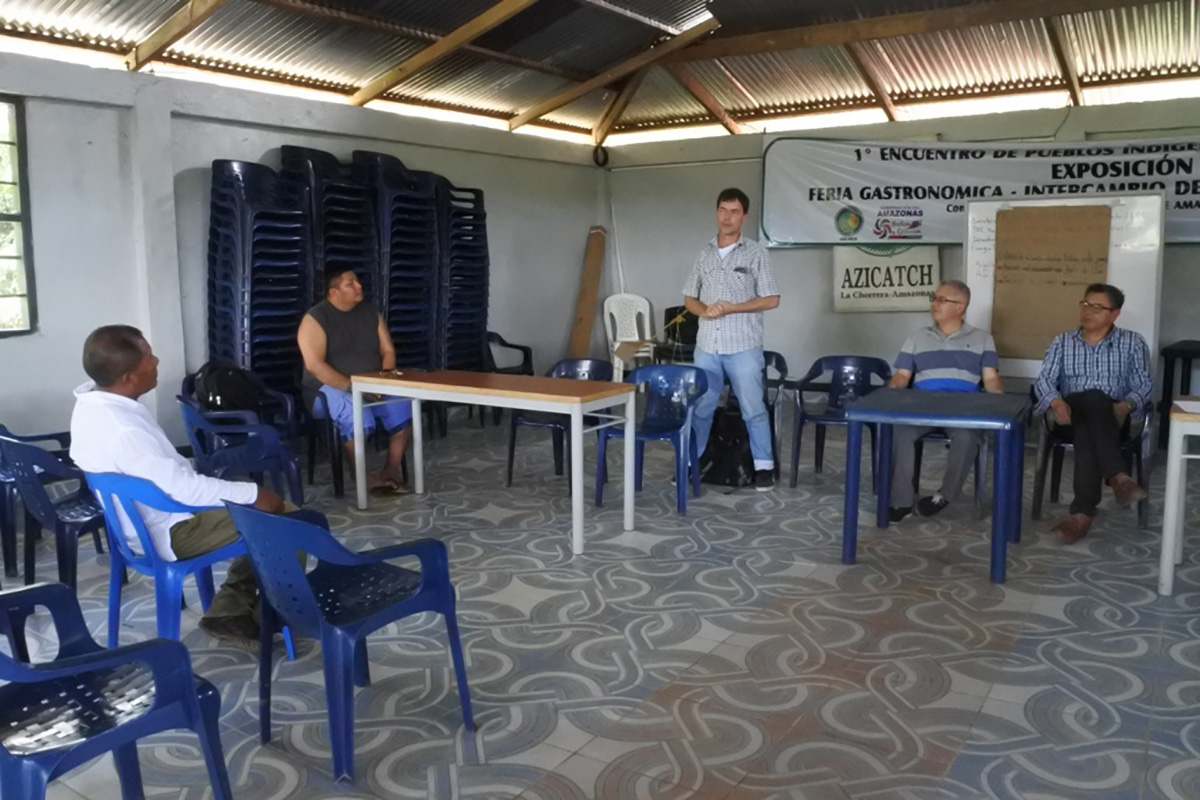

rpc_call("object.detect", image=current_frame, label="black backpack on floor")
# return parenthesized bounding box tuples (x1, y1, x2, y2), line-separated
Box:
(697, 401, 754, 488)
(193, 360, 268, 412)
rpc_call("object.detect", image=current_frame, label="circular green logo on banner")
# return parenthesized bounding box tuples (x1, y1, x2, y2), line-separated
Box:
(834, 206, 864, 236)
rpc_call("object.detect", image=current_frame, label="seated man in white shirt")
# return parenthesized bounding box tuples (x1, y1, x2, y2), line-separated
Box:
(70, 325, 286, 647)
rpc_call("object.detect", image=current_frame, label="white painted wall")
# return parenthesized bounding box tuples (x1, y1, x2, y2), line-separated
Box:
(608, 102, 1200, 393)
(0, 52, 604, 441)
(0, 99, 136, 433)
(3, 46, 1199, 445)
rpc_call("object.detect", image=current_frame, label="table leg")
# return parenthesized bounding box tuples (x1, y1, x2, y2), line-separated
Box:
(1160, 356, 1177, 449)
(412, 398, 425, 495)
(623, 394, 636, 532)
(843, 421, 863, 565)
(876, 423, 893, 529)
(1183, 358, 1194, 396)
(570, 407, 585, 555)
(353, 387, 367, 510)
(1008, 420, 1025, 544)
(990, 430, 1012, 584)
(1159, 423, 1187, 595)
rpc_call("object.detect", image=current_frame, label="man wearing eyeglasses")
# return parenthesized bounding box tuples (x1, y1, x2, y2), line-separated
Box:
(1033, 283, 1152, 544)
(886, 280, 1004, 522)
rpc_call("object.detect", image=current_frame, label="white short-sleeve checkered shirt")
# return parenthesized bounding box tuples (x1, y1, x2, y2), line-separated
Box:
(681, 236, 779, 355)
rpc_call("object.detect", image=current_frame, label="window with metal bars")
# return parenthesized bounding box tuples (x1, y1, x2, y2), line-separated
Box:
(0, 96, 34, 336)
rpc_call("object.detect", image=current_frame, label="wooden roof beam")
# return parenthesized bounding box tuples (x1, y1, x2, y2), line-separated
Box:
(667, 0, 1160, 63)
(125, 0, 229, 71)
(593, 69, 648, 145)
(1047, 16, 1085, 106)
(843, 42, 898, 121)
(350, 0, 540, 106)
(509, 17, 719, 130)
(662, 63, 740, 134)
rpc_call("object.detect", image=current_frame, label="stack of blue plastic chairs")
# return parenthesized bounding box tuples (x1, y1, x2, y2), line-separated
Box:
(280, 146, 379, 308)
(353, 151, 440, 370)
(207, 160, 310, 395)
(437, 179, 490, 371)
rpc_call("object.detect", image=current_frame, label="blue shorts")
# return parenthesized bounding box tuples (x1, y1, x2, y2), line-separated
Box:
(319, 386, 412, 440)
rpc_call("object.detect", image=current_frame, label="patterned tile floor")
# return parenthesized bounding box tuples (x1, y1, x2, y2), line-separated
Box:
(16, 414, 1200, 800)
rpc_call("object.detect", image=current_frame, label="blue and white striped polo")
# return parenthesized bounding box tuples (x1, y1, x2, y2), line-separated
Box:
(895, 322, 999, 392)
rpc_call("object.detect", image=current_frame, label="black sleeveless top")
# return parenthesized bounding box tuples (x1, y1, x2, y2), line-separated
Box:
(302, 300, 382, 395)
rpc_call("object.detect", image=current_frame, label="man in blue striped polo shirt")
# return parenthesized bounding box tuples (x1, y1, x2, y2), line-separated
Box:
(888, 280, 1004, 522)
(1033, 283, 1152, 544)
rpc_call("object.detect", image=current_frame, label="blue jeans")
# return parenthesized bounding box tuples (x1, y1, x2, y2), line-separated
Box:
(319, 386, 411, 440)
(692, 347, 774, 470)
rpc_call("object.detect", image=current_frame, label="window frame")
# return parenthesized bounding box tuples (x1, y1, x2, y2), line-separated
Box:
(0, 93, 36, 338)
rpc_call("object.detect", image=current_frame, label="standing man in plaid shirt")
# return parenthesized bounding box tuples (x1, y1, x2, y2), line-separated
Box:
(1033, 283, 1153, 544)
(682, 188, 781, 491)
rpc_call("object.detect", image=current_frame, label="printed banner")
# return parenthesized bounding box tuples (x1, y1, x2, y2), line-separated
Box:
(833, 245, 941, 313)
(762, 136, 1200, 244)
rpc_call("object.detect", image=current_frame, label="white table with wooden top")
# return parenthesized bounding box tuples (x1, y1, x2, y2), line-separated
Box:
(1160, 396, 1200, 595)
(351, 370, 637, 555)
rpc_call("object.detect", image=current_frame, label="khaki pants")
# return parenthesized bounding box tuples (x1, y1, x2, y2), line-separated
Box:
(169, 504, 298, 622)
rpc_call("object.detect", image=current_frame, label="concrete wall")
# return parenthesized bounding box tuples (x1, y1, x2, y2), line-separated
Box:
(0, 52, 604, 439)
(3, 46, 1199, 443)
(607, 101, 1200, 392)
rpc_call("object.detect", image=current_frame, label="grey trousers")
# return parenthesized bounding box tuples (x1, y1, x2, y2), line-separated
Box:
(889, 426, 982, 507)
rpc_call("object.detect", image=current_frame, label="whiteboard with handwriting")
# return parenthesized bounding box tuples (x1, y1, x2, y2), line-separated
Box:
(965, 193, 1164, 379)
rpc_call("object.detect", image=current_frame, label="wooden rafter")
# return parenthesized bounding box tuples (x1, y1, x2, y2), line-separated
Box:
(256, 0, 592, 84)
(509, 17, 719, 131)
(667, 0, 1160, 63)
(351, 0, 540, 106)
(124, 0, 229, 72)
(662, 63, 740, 134)
(843, 42, 898, 121)
(593, 69, 648, 146)
(1047, 17, 1085, 106)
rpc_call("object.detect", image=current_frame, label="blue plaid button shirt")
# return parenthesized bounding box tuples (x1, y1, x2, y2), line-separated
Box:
(681, 237, 780, 355)
(1033, 326, 1154, 419)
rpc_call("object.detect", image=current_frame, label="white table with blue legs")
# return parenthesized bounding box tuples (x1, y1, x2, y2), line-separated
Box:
(351, 370, 637, 555)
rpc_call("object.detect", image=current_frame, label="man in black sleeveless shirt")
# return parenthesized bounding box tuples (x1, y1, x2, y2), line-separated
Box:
(298, 267, 411, 492)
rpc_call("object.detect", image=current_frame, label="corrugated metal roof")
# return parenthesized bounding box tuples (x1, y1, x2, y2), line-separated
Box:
(499, 1, 660, 74)
(618, 65, 709, 127)
(541, 88, 611, 130)
(1060, 0, 1200, 81)
(601, 0, 711, 32)
(859, 19, 1064, 101)
(0, 0, 176, 45)
(693, 46, 874, 116)
(384, 51, 573, 118)
(0, 0, 1198, 137)
(170, 2, 427, 87)
(707, 0, 983, 36)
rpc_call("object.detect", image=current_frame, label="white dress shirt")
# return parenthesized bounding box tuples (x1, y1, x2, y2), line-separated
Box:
(70, 382, 259, 560)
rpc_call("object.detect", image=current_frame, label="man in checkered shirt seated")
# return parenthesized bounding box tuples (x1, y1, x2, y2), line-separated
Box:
(682, 188, 781, 491)
(1033, 283, 1153, 544)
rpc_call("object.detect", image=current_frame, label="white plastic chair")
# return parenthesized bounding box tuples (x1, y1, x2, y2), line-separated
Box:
(603, 293, 654, 381)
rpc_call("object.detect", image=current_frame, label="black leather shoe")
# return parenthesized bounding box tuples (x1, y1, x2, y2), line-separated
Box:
(888, 506, 913, 523)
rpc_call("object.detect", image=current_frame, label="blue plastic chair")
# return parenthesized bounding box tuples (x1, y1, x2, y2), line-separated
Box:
(178, 399, 304, 505)
(0, 426, 70, 579)
(223, 503, 474, 784)
(595, 364, 708, 514)
(787, 356, 892, 489)
(0, 439, 106, 589)
(506, 358, 613, 488)
(0, 582, 232, 800)
(1031, 405, 1152, 529)
(83, 472, 246, 647)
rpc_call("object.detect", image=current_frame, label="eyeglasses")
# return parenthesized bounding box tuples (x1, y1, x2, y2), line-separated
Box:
(929, 294, 964, 306)
(1079, 300, 1115, 313)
